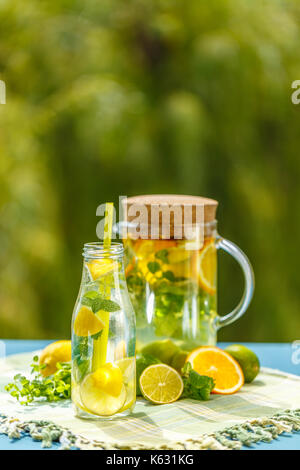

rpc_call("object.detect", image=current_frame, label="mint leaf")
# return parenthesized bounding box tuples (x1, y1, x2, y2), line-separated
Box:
(83, 291, 99, 299)
(91, 330, 103, 340)
(82, 292, 120, 313)
(147, 261, 161, 274)
(98, 298, 120, 312)
(155, 249, 169, 264)
(181, 362, 215, 401)
(126, 274, 144, 295)
(162, 270, 176, 282)
(81, 291, 98, 308)
(5, 359, 71, 405)
(91, 297, 104, 313)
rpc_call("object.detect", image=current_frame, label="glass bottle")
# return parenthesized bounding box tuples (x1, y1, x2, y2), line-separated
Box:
(71, 242, 136, 419)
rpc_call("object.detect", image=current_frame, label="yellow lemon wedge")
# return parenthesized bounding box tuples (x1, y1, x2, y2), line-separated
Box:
(194, 240, 217, 295)
(74, 306, 104, 337)
(87, 259, 117, 281)
(80, 363, 126, 416)
(139, 364, 183, 404)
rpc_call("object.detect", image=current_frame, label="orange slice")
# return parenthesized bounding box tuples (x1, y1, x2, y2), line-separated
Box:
(193, 240, 217, 294)
(186, 346, 244, 395)
(125, 258, 136, 277)
(154, 240, 177, 251)
(74, 306, 104, 337)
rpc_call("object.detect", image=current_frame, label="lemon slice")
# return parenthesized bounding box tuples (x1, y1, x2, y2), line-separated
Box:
(74, 306, 104, 337)
(72, 382, 88, 412)
(116, 357, 136, 412)
(135, 240, 154, 259)
(139, 364, 183, 404)
(168, 247, 192, 264)
(116, 357, 135, 379)
(80, 363, 126, 416)
(87, 259, 117, 281)
(196, 241, 217, 295)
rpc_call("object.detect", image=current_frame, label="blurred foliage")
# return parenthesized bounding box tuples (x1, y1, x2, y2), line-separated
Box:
(0, 0, 300, 341)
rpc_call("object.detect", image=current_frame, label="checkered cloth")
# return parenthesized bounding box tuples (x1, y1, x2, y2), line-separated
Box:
(1, 351, 300, 449)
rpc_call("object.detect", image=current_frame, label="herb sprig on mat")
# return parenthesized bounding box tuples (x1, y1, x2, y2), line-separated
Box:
(181, 362, 215, 400)
(5, 356, 71, 405)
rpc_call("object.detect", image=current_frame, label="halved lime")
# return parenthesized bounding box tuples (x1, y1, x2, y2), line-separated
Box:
(139, 364, 183, 404)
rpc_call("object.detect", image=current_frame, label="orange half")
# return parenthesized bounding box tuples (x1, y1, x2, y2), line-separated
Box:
(186, 346, 244, 395)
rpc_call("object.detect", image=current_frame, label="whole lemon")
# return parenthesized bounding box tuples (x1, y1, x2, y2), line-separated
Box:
(39, 340, 71, 377)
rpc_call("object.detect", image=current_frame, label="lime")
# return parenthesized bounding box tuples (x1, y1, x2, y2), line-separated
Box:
(136, 354, 161, 396)
(225, 344, 260, 383)
(139, 364, 183, 404)
(141, 339, 180, 365)
(170, 350, 188, 374)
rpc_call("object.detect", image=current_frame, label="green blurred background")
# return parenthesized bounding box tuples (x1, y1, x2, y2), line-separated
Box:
(0, 0, 299, 341)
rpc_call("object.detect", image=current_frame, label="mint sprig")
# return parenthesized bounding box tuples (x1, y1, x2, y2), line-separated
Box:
(147, 261, 161, 274)
(5, 357, 71, 405)
(82, 291, 120, 312)
(155, 249, 169, 264)
(181, 362, 215, 401)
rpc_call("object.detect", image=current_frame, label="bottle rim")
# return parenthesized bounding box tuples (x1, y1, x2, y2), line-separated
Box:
(83, 242, 124, 259)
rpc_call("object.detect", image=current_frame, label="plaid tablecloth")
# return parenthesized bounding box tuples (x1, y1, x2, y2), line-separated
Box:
(1, 351, 300, 449)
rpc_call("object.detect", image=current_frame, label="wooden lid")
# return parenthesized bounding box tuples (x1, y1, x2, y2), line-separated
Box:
(122, 194, 218, 239)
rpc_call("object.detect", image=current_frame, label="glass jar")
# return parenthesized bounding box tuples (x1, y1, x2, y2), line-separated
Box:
(71, 242, 136, 419)
(121, 195, 254, 354)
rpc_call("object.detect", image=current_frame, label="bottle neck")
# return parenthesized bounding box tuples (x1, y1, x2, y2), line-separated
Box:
(83, 242, 124, 262)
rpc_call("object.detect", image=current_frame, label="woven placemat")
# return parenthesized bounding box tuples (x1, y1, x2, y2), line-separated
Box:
(1, 351, 300, 449)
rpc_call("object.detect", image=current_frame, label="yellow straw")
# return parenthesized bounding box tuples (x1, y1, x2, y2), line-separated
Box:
(92, 203, 114, 370)
(103, 203, 114, 250)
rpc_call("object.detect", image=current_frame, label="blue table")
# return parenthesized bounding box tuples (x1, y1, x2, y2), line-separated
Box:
(1, 341, 300, 450)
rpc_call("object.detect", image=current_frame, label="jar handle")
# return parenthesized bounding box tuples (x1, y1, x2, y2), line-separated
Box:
(216, 237, 255, 328)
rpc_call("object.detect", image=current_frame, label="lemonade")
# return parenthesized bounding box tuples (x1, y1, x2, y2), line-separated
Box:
(124, 234, 218, 353)
(71, 242, 136, 419)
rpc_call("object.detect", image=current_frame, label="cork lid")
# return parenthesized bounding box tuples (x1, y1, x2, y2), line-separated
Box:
(122, 194, 218, 239)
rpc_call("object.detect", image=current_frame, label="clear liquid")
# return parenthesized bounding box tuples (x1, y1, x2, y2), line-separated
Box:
(124, 237, 217, 353)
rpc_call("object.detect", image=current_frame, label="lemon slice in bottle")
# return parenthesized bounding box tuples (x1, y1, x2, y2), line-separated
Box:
(116, 357, 135, 412)
(74, 306, 104, 337)
(80, 363, 126, 416)
(139, 364, 183, 404)
(87, 259, 117, 281)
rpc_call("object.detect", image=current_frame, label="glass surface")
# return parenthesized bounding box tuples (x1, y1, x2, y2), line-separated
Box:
(71, 243, 136, 419)
(123, 222, 254, 354)
(124, 232, 218, 352)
